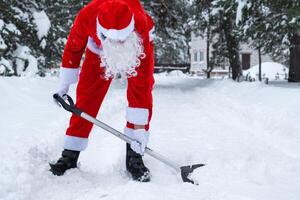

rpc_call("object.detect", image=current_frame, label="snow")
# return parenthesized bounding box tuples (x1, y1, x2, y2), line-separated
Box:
(236, 0, 247, 25)
(1, 75, 300, 200)
(13, 46, 39, 77)
(290, 18, 296, 24)
(5, 23, 21, 35)
(0, 58, 12, 73)
(243, 62, 288, 80)
(0, 19, 3, 30)
(40, 38, 47, 49)
(10, 6, 29, 21)
(33, 11, 51, 40)
(0, 34, 7, 50)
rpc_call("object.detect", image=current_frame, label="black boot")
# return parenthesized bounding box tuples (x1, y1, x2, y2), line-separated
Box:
(49, 149, 80, 176)
(126, 143, 151, 182)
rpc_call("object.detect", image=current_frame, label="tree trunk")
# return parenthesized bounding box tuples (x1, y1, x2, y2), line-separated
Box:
(206, 27, 211, 79)
(222, 18, 241, 80)
(288, 32, 300, 82)
(258, 47, 262, 82)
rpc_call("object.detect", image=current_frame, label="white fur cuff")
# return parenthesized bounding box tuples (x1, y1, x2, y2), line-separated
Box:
(126, 107, 149, 125)
(59, 67, 79, 85)
(64, 135, 88, 151)
(124, 127, 149, 139)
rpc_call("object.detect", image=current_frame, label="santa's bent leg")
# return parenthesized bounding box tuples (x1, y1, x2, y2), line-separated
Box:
(65, 52, 112, 151)
(50, 51, 111, 176)
(124, 71, 154, 182)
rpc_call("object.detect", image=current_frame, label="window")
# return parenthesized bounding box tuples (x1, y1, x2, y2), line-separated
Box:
(193, 51, 198, 62)
(199, 51, 204, 62)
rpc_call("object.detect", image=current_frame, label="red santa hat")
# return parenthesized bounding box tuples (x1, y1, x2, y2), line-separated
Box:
(97, 0, 135, 41)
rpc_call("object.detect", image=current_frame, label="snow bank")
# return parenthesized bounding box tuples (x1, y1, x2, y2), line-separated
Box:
(0, 76, 300, 200)
(243, 62, 288, 80)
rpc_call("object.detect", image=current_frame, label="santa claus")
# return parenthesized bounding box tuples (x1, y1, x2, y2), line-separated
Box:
(50, 0, 155, 182)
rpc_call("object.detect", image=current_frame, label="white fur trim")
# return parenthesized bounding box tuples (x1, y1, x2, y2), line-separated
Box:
(126, 107, 149, 125)
(124, 127, 134, 138)
(97, 16, 135, 41)
(59, 67, 79, 85)
(124, 127, 149, 137)
(86, 36, 103, 55)
(149, 27, 155, 42)
(64, 135, 88, 151)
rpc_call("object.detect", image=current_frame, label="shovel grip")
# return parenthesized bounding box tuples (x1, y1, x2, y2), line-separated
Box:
(53, 93, 82, 116)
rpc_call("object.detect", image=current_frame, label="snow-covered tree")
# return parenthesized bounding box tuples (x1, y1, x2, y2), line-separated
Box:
(192, 0, 230, 78)
(192, 0, 214, 78)
(240, 0, 300, 82)
(0, 0, 41, 76)
(213, 0, 242, 80)
(43, 0, 90, 69)
(0, 0, 89, 76)
(142, 0, 193, 65)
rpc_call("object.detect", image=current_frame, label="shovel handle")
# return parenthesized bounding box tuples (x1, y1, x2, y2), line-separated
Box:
(53, 94, 203, 184)
(53, 93, 82, 116)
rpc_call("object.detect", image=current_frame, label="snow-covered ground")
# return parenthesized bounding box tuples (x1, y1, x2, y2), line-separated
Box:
(1, 75, 300, 200)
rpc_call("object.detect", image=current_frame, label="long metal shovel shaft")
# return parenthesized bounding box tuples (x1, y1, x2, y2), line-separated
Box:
(81, 112, 181, 173)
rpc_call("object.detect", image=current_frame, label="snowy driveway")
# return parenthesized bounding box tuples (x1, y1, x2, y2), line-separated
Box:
(0, 75, 300, 200)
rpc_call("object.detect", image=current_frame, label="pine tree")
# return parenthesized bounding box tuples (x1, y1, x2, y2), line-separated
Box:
(43, 0, 90, 68)
(142, 0, 192, 65)
(241, 0, 300, 82)
(0, 0, 43, 75)
(0, 0, 90, 76)
(193, 0, 242, 80)
(192, 0, 214, 78)
(213, 0, 242, 80)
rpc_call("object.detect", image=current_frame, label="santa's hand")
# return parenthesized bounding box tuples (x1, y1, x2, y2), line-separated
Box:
(126, 129, 149, 155)
(53, 83, 69, 106)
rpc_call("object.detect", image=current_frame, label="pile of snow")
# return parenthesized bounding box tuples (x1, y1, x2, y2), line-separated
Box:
(156, 70, 190, 78)
(243, 62, 288, 80)
(165, 70, 186, 77)
(1, 76, 300, 200)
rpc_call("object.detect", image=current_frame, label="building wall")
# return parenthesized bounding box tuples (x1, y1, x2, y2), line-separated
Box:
(190, 33, 207, 74)
(190, 33, 274, 73)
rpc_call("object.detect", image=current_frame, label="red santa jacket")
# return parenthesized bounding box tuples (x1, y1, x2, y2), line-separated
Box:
(60, 0, 155, 86)
(59, 0, 155, 126)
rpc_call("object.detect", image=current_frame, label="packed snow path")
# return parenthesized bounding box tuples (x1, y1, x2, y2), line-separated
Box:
(1, 75, 300, 200)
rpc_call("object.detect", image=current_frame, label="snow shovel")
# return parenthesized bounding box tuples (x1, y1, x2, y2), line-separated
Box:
(53, 93, 205, 184)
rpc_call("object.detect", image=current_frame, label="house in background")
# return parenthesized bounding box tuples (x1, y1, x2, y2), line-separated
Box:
(190, 32, 274, 77)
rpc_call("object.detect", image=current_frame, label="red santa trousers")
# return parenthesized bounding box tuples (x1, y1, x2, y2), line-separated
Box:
(63, 49, 154, 151)
(61, 0, 155, 151)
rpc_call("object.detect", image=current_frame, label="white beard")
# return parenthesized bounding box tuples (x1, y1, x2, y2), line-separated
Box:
(100, 32, 145, 79)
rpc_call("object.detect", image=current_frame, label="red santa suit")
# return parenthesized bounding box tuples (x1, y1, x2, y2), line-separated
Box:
(59, 0, 155, 151)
